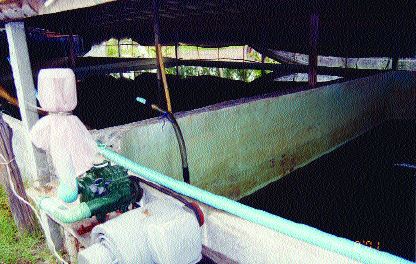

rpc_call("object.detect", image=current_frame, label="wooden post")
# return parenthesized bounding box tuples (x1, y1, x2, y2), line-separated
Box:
(153, 0, 163, 106)
(0, 114, 36, 233)
(117, 39, 123, 77)
(308, 14, 319, 87)
(175, 42, 179, 76)
(243, 45, 247, 81)
(392, 57, 399, 70)
(5, 22, 49, 184)
(117, 39, 121, 58)
(218, 48, 224, 77)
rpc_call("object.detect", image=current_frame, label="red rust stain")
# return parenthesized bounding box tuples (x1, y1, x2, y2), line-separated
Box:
(77, 223, 96, 235)
(329, 106, 388, 147)
(279, 154, 297, 174)
(221, 178, 258, 200)
(330, 126, 350, 145)
(329, 118, 362, 146)
(75, 238, 81, 252)
(230, 187, 241, 198)
(305, 125, 315, 133)
(143, 209, 151, 216)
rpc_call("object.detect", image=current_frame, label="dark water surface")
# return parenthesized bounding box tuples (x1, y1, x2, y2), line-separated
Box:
(73, 73, 309, 129)
(240, 120, 415, 261)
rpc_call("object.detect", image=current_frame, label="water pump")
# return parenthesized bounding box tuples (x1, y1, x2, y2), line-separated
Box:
(78, 161, 143, 222)
(31, 69, 143, 224)
(38, 161, 143, 224)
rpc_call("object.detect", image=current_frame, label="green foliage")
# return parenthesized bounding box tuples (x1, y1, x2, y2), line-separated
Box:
(106, 38, 118, 45)
(105, 38, 119, 57)
(106, 46, 119, 58)
(165, 66, 264, 82)
(200, 67, 218, 76)
(119, 44, 133, 58)
(165, 67, 177, 75)
(104, 38, 178, 59)
(101, 40, 273, 81)
(162, 46, 175, 57)
(102, 40, 274, 63)
(265, 57, 279, 64)
(147, 47, 156, 58)
(0, 186, 54, 264)
(246, 69, 263, 82)
(178, 45, 199, 52)
(246, 47, 262, 62)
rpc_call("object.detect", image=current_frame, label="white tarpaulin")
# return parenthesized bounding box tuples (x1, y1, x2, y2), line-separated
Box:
(30, 68, 97, 202)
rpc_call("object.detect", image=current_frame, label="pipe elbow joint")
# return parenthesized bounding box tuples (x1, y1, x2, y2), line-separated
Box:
(38, 197, 92, 224)
(57, 182, 79, 203)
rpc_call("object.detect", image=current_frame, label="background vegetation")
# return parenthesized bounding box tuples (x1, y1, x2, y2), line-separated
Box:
(0, 186, 53, 264)
(103, 39, 274, 82)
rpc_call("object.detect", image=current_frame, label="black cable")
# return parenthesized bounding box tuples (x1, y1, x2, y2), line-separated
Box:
(137, 98, 190, 184)
(139, 178, 204, 226)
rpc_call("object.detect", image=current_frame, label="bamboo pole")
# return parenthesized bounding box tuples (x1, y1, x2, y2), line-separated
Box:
(0, 114, 36, 233)
(155, 44, 172, 112)
(153, 0, 172, 112)
(0, 84, 18, 108)
(0, 84, 46, 116)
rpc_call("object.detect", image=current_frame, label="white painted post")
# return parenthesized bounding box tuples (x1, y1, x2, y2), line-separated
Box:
(5, 22, 49, 184)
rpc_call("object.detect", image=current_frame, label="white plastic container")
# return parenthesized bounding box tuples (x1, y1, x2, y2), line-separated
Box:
(77, 243, 115, 264)
(78, 199, 202, 264)
(145, 200, 202, 264)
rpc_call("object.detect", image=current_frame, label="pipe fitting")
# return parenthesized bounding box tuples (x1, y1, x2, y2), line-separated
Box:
(38, 197, 91, 224)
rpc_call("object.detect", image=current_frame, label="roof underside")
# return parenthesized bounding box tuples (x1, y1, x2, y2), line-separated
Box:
(11, 0, 416, 57)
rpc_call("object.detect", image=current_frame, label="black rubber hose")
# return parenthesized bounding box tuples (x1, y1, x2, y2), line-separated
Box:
(137, 98, 190, 184)
(166, 112, 190, 184)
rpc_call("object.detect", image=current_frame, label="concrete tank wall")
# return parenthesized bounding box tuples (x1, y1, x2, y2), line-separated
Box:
(111, 71, 415, 200)
(9, 71, 414, 195)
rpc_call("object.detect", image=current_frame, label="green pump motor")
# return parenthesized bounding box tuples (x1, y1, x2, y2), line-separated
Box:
(78, 161, 143, 222)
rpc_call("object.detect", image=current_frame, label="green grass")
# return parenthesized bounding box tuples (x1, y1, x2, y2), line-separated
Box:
(0, 186, 54, 264)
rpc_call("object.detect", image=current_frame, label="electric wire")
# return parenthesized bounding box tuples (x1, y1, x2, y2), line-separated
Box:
(0, 153, 68, 264)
